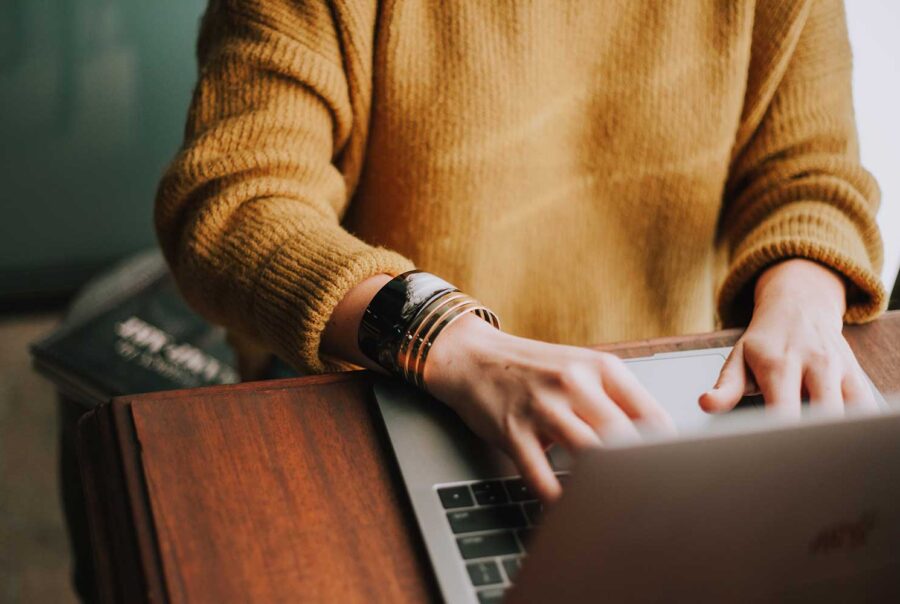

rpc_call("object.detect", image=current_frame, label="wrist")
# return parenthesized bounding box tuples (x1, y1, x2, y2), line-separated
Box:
(321, 273, 394, 371)
(754, 258, 846, 318)
(354, 270, 501, 388)
(424, 312, 506, 391)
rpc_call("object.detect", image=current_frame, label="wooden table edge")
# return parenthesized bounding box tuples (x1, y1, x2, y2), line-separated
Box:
(77, 399, 157, 602)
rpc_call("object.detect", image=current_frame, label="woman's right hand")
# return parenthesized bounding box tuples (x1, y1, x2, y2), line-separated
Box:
(321, 274, 676, 503)
(424, 314, 676, 502)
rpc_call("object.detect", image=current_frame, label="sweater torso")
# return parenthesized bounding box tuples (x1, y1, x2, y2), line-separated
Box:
(347, 1, 753, 343)
(156, 0, 884, 373)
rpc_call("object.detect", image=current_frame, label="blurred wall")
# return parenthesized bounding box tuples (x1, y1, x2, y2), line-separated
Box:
(0, 0, 206, 301)
(846, 1, 900, 295)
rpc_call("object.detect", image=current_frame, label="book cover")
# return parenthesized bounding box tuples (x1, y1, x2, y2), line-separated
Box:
(31, 251, 239, 406)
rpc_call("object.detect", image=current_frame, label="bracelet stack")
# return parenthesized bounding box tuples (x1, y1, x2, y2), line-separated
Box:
(358, 271, 500, 390)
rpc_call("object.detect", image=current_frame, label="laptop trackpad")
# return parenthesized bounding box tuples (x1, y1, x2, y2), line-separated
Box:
(626, 350, 733, 432)
(548, 350, 732, 470)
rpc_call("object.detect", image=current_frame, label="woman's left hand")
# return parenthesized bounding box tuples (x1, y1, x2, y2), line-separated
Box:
(700, 258, 877, 416)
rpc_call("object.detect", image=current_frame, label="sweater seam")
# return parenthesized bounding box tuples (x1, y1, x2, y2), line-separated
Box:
(224, 4, 347, 75)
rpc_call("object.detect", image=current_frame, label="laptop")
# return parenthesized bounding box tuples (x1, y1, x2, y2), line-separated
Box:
(373, 347, 899, 603)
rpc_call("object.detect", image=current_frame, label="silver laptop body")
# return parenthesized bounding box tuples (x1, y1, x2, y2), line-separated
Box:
(373, 347, 895, 603)
(510, 405, 900, 603)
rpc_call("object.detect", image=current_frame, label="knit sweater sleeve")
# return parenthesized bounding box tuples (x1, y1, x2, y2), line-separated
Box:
(154, 0, 414, 374)
(716, 0, 886, 326)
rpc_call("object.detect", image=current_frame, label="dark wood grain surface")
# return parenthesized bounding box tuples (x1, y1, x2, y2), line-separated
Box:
(78, 311, 900, 603)
(130, 376, 436, 603)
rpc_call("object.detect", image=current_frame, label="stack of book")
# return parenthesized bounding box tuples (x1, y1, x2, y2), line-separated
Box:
(31, 250, 240, 407)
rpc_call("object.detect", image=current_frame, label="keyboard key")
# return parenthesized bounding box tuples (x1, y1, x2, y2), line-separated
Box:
(466, 560, 503, 586)
(516, 528, 535, 550)
(737, 394, 764, 408)
(457, 532, 521, 559)
(477, 588, 506, 603)
(523, 501, 543, 525)
(555, 472, 570, 486)
(438, 486, 474, 509)
(502, 557, 522, 582)
(503, 478, 534, 502)
(448, 505, 527, 534)
(471, 481, 508, 505)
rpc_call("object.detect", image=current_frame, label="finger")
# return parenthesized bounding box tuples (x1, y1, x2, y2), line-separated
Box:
(599, 358, 676, 434)
(753, 355, 802, 417)
(842, 368, 879, 412)
(507, 429, 562, 503)
(573, 390, 643, 445)
(535, 399, 602, 452)
(803, 363, 844, 416)
(699, 342, 749, 413)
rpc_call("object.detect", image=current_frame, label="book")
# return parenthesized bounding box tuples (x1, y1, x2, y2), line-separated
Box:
(31, 249, 240, 407)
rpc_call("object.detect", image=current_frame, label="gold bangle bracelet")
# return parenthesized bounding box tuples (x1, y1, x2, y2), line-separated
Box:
(394, 289, 499, 389)
(400, 294, 474, 384)
(408, 298, 482, 388)
(410, 301, 495, 389)
(396, 291, 470, 382)
(358, 270, 499, 382)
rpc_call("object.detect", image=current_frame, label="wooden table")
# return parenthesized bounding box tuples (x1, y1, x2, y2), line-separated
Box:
(77, 311, 900, 603)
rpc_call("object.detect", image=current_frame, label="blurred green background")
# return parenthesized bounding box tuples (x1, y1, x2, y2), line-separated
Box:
(0, 0, 206, 305)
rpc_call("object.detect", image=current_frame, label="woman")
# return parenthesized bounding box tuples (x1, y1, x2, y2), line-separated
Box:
(156, 0, 886, 501)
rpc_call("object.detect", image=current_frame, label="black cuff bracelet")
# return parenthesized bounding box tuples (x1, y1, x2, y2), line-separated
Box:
(358, 270, 500, 386)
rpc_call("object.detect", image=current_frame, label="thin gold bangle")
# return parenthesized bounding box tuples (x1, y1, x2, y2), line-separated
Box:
(411, 302, 495, 389)
(404, 297, 476, 385)
(408, 298, 481, 387)
(396, 292, 469, 382)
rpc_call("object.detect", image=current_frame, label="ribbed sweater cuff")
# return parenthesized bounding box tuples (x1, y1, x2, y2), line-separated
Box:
(248, 222, 415, 374)
(717, 201, 887, 327)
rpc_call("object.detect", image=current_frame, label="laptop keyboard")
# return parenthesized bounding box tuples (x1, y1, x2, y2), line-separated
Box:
(436, 473, 568, 603)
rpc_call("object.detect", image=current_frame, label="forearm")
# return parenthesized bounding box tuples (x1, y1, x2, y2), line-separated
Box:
(717, 0, 885, 326)
(754, 258, 846, 319)
(320, 274, 500, 378)
(321, 274, 393, 371)
(155, 3, 416, 373)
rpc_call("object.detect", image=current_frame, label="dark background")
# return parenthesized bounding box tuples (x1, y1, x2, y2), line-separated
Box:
(0, 0, 205, 308)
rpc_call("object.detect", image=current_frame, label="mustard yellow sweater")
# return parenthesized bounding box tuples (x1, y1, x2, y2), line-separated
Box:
(155, 0, 886, 374)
